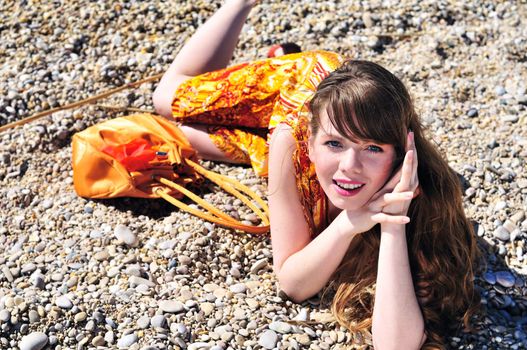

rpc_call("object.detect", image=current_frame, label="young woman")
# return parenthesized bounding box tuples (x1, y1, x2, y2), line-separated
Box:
(153, 1, 481, 349)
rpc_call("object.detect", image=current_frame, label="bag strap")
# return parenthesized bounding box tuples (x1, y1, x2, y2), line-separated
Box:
(153, 159, 270, 234)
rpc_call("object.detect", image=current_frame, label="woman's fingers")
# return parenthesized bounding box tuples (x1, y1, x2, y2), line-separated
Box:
(371, 212, 410, 225)
(384, 191, 414, 204)
(410, 131, 418, 181)
(396, 149, 414, 191)
(369, 191, 413, 209)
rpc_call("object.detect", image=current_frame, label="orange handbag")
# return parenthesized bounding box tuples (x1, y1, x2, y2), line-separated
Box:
(72, 113, 269, 234)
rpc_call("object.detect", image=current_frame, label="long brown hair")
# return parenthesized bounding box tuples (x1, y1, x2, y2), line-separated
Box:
(309, 60, 481, 348)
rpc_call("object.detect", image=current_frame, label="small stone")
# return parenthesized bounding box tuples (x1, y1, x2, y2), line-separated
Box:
(158, 300, 184, 313)
(233, 308, 246, 320)
(294, 308, 308, 321)
(0, 310, 10, 323)
(200, 302, 215, 316)
(74, 312, 87, 323)
(510, 211, 525, 224)
(114, 224, 138, 247)
(171, 322, 188, 336)
(117, 333, 138, 348)
(28, 310, 40, 324)
(2, 266, 14, 282)
(85, 320, 96, 331)
(296, 333, 311, 346)
(495, 271, 515, 288)
(483, 272, 496, 284)
(55, 295, 73, 309)
(493, 227, 510, 241)
(495, 86, 506, 96)
(41, 199, 53, 210)
(91, 335, 105, 347)
(188, 342, 212, 350)
(250, 258, 268, 274)
(129, 276, 155, 287)
(137, 315, 150, 329)
(93, 311, 105, 324)
(104, 330, 115, 344)
(151, 314, 167, 329)
(466, 108, 478, 118)
(494, 201, 507, 212)
(229, 283, 247, 294)
(502, 115, 519, 123)
(259, 330, 278, 349)
(19, 332, 48, 350)
(503, 220, 518, 233)
(94, 250, 110, 261)
(269, 321, 292, 334)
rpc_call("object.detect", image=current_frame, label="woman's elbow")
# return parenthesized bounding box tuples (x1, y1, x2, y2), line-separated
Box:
(372, 330, 426, 350)
(274, 268, 311, 303)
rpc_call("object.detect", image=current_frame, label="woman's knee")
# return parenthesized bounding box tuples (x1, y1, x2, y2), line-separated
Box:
(153, 73, 192, 119)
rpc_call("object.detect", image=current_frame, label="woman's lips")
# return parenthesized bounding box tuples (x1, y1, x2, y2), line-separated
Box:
(332, 181, 365, 197)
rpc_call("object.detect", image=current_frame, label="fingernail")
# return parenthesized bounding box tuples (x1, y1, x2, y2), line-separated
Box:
(403, 217, 410, 223)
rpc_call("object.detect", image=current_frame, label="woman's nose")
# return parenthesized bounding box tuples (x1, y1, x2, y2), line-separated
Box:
(339, 148, 362, 174)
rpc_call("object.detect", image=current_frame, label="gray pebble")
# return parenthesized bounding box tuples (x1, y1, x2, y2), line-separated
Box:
(269, 321, 292, 334)
(250, 258, 268, 274)
(93, 311, 105, 324)
(467, 108, 478, 118)
(0, 310, 10, 323)
(114, 224, 138, 247)
(55, 295, 73, 309)
(495, 86, 506, 96)
(19, 332, 48, 350)
(229, 283, 247, 294)
(129, 276, 155, 287)
(502, 115, 519, 123)
(493, 226, 510, 241)
(137, 315, 150, 329)
(1, 266, 14, 282)
(259, 330, 279, 349)
(104, 330, 115, 344)
(188, 342, 212, 350)
(117, 333, 138, 348)
(151, 314, 167, 329)
(158, 300, 184, 313)
(294, 308, 308, 321)
(28, 310, 40, 324)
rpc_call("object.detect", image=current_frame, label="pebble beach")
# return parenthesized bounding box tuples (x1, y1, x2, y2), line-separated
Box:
(1, 0, 526, 349)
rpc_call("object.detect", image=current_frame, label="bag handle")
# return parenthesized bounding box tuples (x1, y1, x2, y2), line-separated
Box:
(153, 159, 270, 234)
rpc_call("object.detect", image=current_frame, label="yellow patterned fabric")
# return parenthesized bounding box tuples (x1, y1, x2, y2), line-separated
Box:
(171, 51, 344, 236)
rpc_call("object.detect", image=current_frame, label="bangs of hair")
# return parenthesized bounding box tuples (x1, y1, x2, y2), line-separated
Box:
(324, 82, 405, 146)
(309, 60, 413, 159)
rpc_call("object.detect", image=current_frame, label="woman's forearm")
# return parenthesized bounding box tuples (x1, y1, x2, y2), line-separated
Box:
(276, 217, 357, 302)
(372, 223, 425, 350)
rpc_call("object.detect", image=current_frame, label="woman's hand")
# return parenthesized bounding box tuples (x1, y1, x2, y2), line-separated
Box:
(370, 131, 419, 219)
(336, 132, 419, 237)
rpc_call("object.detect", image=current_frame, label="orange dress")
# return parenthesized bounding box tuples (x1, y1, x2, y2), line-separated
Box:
(171, 51, 344, 236)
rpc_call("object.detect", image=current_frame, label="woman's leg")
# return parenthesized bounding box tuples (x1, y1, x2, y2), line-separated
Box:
(180, 124, 268, 172)
(153, 0, 257, 118)
(179, 124, 240, 163)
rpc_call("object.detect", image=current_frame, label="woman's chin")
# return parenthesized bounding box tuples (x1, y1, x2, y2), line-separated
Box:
(328, 197, 364, 212)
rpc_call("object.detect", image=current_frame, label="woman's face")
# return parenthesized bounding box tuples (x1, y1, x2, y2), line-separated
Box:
(309, 109, 397, 211)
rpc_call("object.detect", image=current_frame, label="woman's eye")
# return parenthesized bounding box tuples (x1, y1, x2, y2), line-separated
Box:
(325, 140, 342, 148)
(366, 145, 383, 153)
